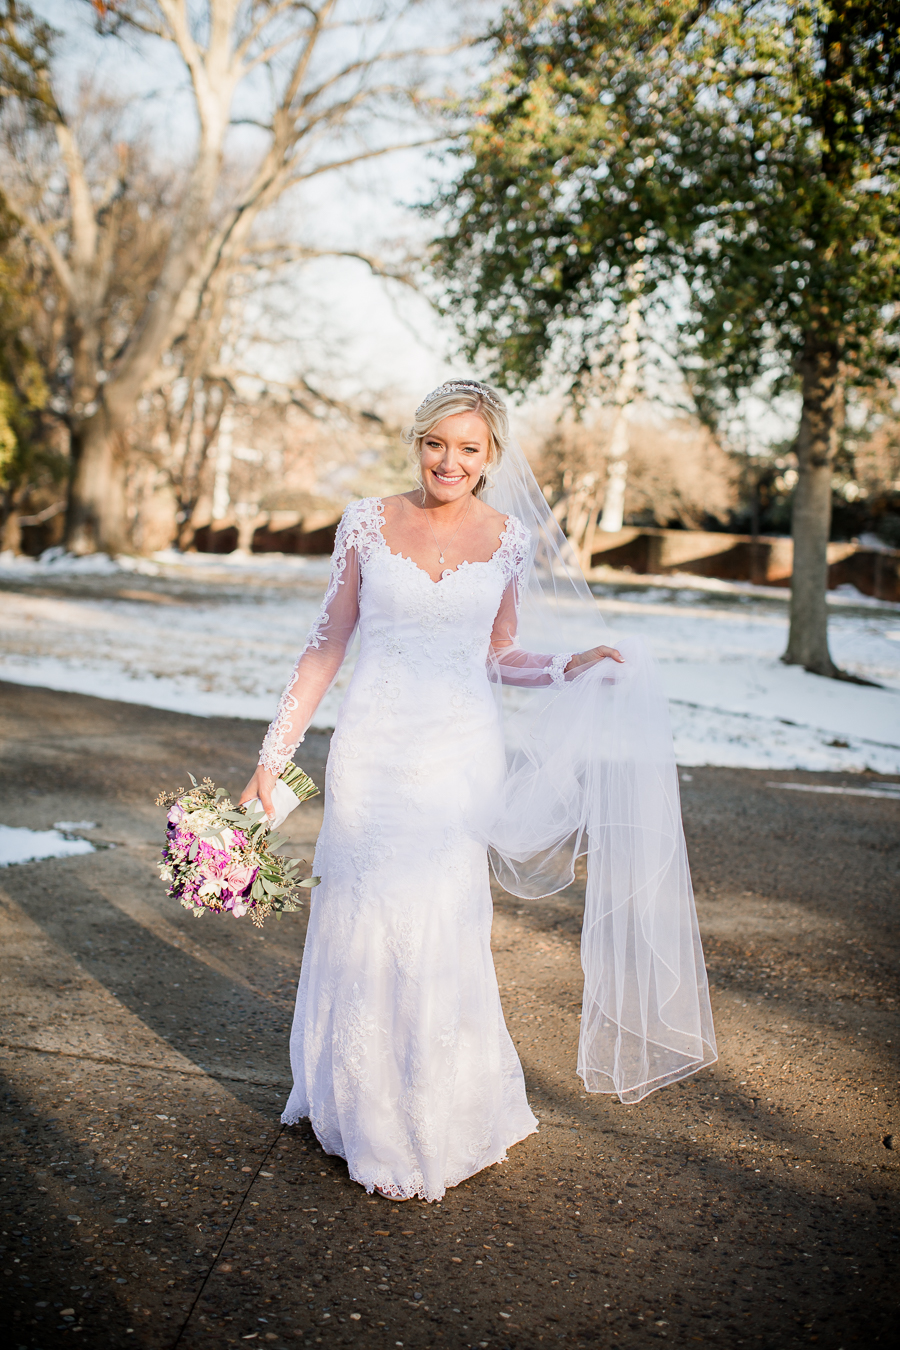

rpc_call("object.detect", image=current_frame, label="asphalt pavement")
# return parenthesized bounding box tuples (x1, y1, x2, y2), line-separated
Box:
(1, 681, 897, 1350)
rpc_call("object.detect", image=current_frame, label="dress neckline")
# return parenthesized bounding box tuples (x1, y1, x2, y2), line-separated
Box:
(371, 497, 511, 585)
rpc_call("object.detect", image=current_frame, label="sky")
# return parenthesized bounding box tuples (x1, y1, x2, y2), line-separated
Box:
(41, 0, 490, 413)
(35, 0, 800, 448)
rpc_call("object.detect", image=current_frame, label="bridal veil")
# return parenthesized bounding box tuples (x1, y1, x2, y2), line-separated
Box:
(482, 439, 717, 1103)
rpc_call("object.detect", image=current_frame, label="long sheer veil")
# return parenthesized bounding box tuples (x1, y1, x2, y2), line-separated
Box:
(482, 440, 717, 1103)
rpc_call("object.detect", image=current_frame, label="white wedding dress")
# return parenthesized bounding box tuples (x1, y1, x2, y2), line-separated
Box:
(259, 498, 573, 1201)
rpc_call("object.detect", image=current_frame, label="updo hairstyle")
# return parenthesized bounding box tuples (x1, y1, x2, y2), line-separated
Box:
(402, 380, 509, 497)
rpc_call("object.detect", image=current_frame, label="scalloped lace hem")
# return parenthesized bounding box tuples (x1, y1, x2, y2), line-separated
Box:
(279, 1110, 538, 1202)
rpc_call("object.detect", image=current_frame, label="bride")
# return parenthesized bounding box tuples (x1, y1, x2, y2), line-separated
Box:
(240, 380, 716, 1202)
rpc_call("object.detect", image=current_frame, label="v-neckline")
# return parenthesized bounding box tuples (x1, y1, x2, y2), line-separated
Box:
(373, 499, 511, 585)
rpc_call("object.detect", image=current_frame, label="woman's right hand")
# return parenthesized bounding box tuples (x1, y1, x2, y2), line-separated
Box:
(239, 765, 279, 822)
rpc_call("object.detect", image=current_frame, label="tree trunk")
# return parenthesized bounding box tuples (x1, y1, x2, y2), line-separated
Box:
(64, 402, 128, 555)
(0, 491, 21, 553)
(783, 344, 842, 676)
(211, 404, 234, 522)
(599, 408, 629, 533)
(599, 265, 643, 535)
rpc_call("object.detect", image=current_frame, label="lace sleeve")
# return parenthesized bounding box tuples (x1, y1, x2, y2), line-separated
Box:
(257, 504, 373, 774)
(488, 581, 573, 688)
(487, 515, 574, 687)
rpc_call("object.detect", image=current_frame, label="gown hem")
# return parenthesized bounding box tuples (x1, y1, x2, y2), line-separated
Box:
(280, 1107, 539, 1203)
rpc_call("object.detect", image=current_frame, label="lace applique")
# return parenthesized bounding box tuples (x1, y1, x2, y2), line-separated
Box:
(258, 682, 304, 775)
(548, 652, 573, 688)
(495, 514, 532, 587)
(334, 982, 379, 1091)
(257, 499, 384, 773)
(307, 498, 384, 651)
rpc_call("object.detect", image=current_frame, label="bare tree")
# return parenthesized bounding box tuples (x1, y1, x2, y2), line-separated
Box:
(2, 0, 451, 553)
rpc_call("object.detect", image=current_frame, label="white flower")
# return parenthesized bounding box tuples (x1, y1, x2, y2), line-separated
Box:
(181, 807, 218, 833)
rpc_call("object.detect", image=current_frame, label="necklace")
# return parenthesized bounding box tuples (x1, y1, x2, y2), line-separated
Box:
(422, 494, 472, 566)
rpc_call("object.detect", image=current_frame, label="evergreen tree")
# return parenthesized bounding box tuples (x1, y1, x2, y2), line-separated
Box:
(431, 1, 900, 676)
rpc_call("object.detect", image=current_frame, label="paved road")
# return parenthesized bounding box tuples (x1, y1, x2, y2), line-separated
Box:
(1, 681, 897, 1349)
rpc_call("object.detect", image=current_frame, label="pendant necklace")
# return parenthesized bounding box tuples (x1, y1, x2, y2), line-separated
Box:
(423, 494, 472, 566)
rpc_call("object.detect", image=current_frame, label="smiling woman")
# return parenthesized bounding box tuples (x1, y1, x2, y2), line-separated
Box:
(238, 379, 715, 1203)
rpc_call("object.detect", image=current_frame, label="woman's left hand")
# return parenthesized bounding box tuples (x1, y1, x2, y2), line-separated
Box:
(566, 645, 625, 673)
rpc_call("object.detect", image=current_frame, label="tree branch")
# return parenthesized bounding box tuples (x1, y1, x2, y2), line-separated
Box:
(233, 0, 311, 64)
(242, 239, 420, 288)
(1, 188, 75, 298)
(289, 135, 445, 182)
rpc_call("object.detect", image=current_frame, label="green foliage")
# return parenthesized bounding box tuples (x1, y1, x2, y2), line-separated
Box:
(0, 0, 55, 112)
(430, 1, 900, 408)
(0, 1, 65, 526)
(0, 201, 51, 495)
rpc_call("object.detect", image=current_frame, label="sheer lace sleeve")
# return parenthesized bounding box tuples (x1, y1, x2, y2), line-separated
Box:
(488, 579, 573, 688)
(488, 515, 575, 688)
(258, 501, 380, 774)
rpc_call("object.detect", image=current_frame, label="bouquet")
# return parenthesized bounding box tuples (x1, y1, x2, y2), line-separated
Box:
(156, 762, 320, 928)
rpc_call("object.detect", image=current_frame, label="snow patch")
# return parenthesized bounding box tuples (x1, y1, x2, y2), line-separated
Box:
(0, 824, 96, 868)
(767, 781, 900, 800)
(1, 567, 899, 774)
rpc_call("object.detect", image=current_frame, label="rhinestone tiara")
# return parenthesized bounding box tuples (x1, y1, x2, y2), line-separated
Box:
(415, 380, 505, 417)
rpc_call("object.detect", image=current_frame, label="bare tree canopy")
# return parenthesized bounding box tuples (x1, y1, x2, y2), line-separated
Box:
(0, 0, 453, 553)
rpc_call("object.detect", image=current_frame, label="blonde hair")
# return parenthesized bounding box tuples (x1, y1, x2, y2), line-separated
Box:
(402, 380, 509, 496)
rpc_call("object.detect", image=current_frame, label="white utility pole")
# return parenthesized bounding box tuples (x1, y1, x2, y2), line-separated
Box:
(599, 263, 644, 534)
(211, 405, 234, 522)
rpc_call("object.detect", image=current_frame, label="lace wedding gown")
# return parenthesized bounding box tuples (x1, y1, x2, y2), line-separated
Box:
(258, 499, 572, 1201)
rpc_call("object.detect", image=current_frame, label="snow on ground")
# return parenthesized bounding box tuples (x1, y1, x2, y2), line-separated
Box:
(1, 553, 898, 773)
(596, 591, 900, 773)
(0, 823, 96, 868)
